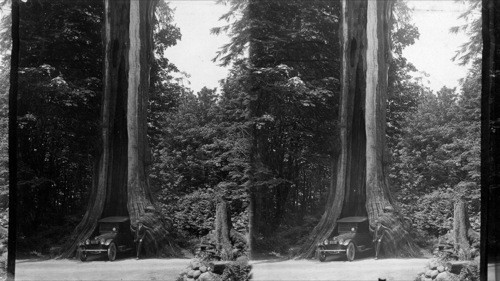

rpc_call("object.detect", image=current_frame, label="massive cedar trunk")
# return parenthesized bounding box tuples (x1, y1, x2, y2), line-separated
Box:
(247, 183, 255, 259)
(246, 122, 263, 259)
(247, 0, 261, 255)
(482, 0, 500, 277)
(298, 0, 418, 258)
(62, 0, 175, 257)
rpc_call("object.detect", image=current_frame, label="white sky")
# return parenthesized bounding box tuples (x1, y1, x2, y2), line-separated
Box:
(164, 0, 473, 94)
(0, 1, 473, 94)
(403, 0, 472, 92)
(164, 0, 231, 93)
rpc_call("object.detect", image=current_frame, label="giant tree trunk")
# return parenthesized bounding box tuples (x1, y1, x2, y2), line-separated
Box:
(482, 0, 500, 277)
(62, 0, 176, 258)
(298, 0, 418, 258)
(246, 128, 263, 260)
(247, 182, 256, 259)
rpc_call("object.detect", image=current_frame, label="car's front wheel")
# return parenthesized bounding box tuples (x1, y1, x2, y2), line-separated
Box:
(318, 250, 327, 262)
(79, 250, 87, 262)
(346, 242, 356, 261)
(107, 242, 117, 261)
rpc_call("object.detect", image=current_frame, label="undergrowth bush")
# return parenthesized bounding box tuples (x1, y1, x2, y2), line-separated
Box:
(255, 219, 317, 256)
(172, 190, 217, 238)
(221, 257, 251, 281)
(458, 259, 479, 281)
(16, 219, 77, 255)
(164, 188, 248, 244)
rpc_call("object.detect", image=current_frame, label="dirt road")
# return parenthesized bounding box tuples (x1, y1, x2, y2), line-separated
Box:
(250, 256, 428, 281)
(15, 256, 190, 281)
(15, 255, 429, 281)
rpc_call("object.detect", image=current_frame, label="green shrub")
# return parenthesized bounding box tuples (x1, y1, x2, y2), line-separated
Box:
(254, 224, 314, 256)
(165, 188, 248, 241)
(172, 190, 217, 237)
(458, 260, 479, 281)
(221, 258, 251, 281)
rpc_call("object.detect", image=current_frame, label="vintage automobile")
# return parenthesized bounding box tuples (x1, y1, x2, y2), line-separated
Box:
(78, 216, 135, 261)
(316, 216, 373, 262)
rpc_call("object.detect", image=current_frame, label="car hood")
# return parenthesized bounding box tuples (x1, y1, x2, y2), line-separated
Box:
(333, 232, 356, 240)
(95, 232, 116, 241)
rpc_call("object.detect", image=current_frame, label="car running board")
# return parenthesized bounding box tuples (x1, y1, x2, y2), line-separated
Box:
(118, 246, 133, 252)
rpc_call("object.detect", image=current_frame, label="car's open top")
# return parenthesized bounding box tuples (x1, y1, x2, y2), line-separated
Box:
(98, 216, 129, 223)
(337, 216, 368, 223)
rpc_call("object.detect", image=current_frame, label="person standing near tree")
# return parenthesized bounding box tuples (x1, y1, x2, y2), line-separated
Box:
(370, 219, 390, 260)
(132, 222, 151, 260)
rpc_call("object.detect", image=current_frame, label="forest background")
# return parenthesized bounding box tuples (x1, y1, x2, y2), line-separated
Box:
(0, 0, 481, 261)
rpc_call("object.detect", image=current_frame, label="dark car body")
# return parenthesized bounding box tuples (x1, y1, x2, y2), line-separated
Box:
(78, 216, 134, 261)
(316, 216, 373, 261)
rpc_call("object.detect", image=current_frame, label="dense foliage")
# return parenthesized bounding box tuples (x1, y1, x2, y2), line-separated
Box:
(389, 0, 481, 247)
(13, 0, 250, 255)
(11, 0, 481, 261)
(213, 0, 480, 256)
(15, 0, 103, 252)
(214, 0, 342, 251)
(13, 0, 187, 253)
(151, 84, 249, 238)
(214, 0, 431, 254)
(390, 83, 480, 243)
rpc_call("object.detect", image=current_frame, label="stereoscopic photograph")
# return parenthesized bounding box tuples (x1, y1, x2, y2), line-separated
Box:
(1, 0, 499, 280)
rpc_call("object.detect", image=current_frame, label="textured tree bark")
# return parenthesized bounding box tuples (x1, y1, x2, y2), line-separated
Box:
(247, 7, 262, 255)
(62, 0, 176, 258)
(247, 185, 255, 259)
(482, 0, 500, 277)
(364, 0, 393, 221)
(298, 0, 418, 258)
(246, 125, 262, 259)
(214, 199, 234, 260)
(453, 199, 472, 260)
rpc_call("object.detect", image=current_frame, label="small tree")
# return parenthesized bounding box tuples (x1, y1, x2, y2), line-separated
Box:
(453, 199, 474, 259)
(214, 198, 233, 260)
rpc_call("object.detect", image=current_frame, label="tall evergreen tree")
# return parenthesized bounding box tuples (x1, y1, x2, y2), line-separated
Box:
(299, 0, 419, 258)
(63, 0, 177, 257)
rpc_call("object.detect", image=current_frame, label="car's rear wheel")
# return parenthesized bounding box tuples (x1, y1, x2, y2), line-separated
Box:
(346, 242, 356, 261)
(107, 242, 117, 261)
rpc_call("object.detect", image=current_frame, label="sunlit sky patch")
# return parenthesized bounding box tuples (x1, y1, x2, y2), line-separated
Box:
(403, 0, 472, 92)
(164, 0, 231, 94)
(164, 0, 473, 94)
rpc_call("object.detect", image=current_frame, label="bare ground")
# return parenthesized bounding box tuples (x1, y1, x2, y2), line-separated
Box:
(250, 255, 429, 281)
(15, 254, 432, 281)
(15, 255, 190, 281)
(15, 253, 498, 280)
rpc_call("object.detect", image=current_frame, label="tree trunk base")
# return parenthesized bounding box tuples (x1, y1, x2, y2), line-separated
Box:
(136, 212, 180, 257)
(376, 213, 420, 257)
